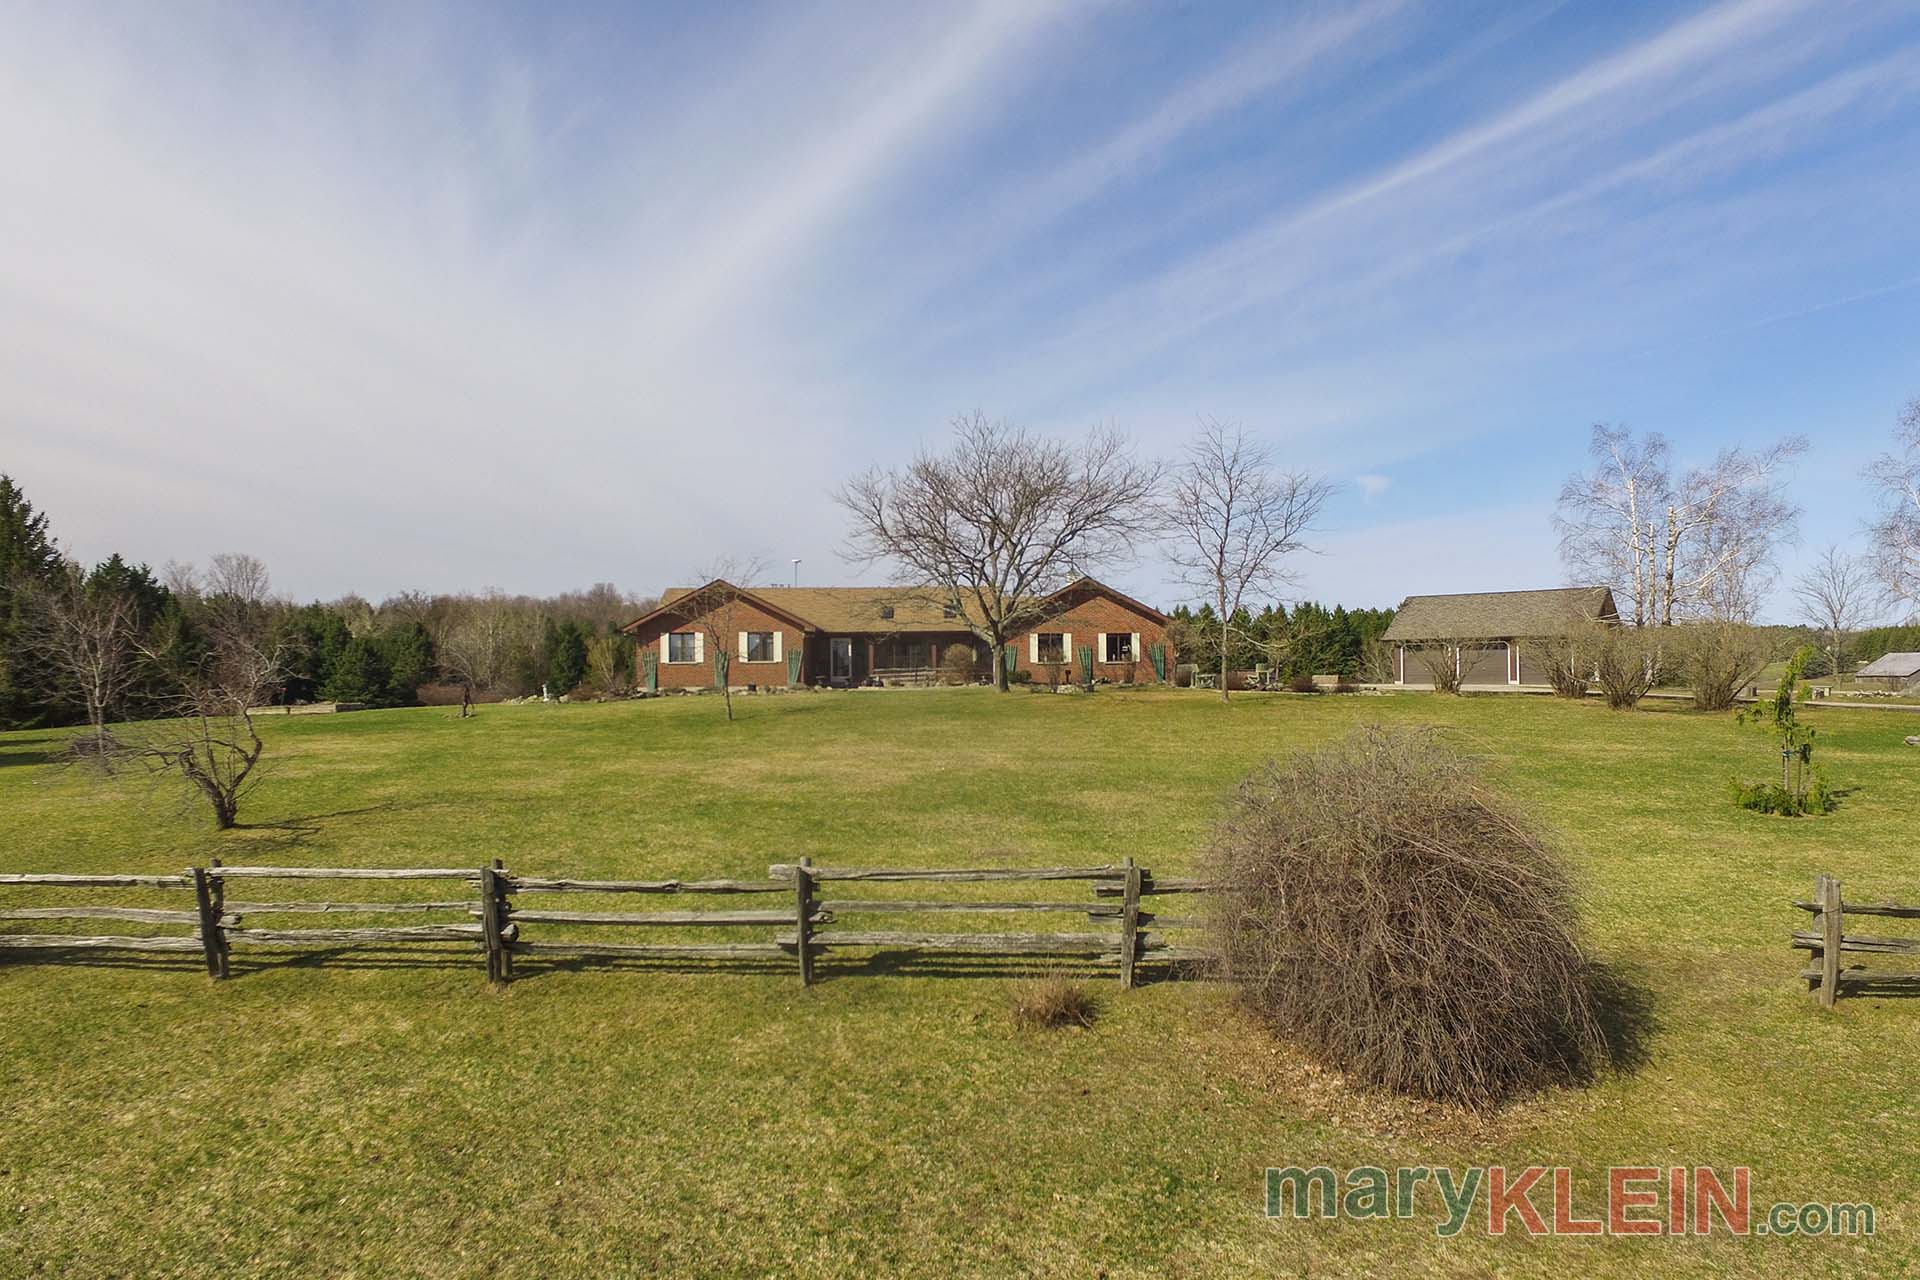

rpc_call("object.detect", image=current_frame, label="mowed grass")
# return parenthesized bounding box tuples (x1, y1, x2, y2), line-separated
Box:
(1, 688, 1917, 1278)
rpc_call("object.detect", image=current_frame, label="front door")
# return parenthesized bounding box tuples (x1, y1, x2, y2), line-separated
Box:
(830, 637, 853, 685)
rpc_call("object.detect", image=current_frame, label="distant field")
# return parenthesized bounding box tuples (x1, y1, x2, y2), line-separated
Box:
(2, 689, 1916, 1277)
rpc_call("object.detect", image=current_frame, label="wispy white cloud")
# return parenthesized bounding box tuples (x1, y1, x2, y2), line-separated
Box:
(1355, 473, 1393, 501)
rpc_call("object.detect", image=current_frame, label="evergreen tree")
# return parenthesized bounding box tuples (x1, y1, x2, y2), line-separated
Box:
(0, 475, 65, 727)
(375, 622, 436, 703)
(320, 636, 391, 705)
(546, 619, 589, 695)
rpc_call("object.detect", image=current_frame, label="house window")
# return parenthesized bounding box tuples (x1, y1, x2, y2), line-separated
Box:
(1104, 633, 1134, 662)
(745, 632, 775, 662)
(879, 605, 895, 620)
(1036, 633, 1065, 664)
(667, 633, 698, 663)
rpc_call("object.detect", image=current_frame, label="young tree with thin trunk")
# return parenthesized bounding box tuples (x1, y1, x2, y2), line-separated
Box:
(837, 413, 1161, 691)
(1160, 420, 1329, 701)
(680, 556, 768, 723)
(1865, 397, 1920, 614)
(1556, 425, 1806, 625)
(1793, 545, 1875, 674)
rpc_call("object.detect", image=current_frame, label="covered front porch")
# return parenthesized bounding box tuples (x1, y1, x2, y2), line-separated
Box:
(805, 632, 986, 687)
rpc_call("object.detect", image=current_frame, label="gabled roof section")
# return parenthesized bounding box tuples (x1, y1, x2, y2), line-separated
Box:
(1382, 586, 1618, 641)
(1856, 651, 1920, 679)
(620, 579, 819, 634)
(1035, 576, 1170, 625)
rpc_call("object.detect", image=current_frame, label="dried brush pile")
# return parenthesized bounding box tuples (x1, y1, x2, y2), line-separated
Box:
(1205, 725, 1604, 1106)
(1008, 976, 1101, 1030)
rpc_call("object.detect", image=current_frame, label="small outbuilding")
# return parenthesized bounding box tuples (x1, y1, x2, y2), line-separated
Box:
(1856, 652, 1920, 691)
(1382, 586, 1619, 688)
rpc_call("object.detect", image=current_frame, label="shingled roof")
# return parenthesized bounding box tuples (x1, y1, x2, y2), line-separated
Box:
(653, 586, 969, 634)
(1382, 586, 1618, 641)
(1856, 651, 1920, 680)
(641, 577, 1167, 635)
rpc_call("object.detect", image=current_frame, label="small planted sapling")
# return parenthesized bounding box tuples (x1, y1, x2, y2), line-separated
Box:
(1732, 646, 1835, 816)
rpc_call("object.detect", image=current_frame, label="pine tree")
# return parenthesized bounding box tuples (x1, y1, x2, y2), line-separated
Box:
(0, 475, 65, 727)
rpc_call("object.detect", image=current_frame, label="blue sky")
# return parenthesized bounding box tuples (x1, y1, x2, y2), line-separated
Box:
(4, 0, 1918, 620)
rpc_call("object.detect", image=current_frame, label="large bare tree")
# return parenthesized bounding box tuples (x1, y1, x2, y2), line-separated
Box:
(1865, 397, 1920, 614)
(1793, 545, 1875, 672)
(1160, 420, 1329, 701)
(836, 413, 1161, 691)
(1556, 424, 1806, 625)
(20, 568, 141, 756)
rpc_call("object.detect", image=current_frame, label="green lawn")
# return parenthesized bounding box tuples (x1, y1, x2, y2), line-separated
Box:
(1, 689, 1916, 1277)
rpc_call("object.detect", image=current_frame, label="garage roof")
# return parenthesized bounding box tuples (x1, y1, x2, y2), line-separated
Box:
(1382, 586, 1618, 641)
(1856, 651, 1920, 679)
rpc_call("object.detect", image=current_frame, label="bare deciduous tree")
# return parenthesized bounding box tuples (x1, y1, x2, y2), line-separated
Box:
(1865, 397, 1920, 614)
(440, 591, 539, 696)
(837, 413, 1161, 691)
(676, 556, 770, 722)
(1161, 419, 1329, 701)
(129, 625, 284, 829)
(21, 569, 141, 756)
(1793, 545, 1876, 673)
(1556, 425, 1806, 625)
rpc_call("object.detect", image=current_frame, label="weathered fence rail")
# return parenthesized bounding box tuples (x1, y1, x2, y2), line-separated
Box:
(1793, 874, 1920, 1006)
(1, 858, 1219, 988)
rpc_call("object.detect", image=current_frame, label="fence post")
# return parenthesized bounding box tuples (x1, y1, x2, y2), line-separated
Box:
(794, 856, 815, 987)
(1818, 874, 1843, 1008)
(479, 863, 506, 987)
(493, 858, 513, 984)
(1119, 857, 1141, 990)
(190, 865, 227, 980)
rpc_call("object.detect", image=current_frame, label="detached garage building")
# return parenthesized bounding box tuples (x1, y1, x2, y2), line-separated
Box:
(1383, 587, 1619, 689)
(1855, 651, 1920, 692)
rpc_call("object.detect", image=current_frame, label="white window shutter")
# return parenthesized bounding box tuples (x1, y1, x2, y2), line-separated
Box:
(1097, 632, 1107, 662)
(738, 632, 748, 661)
(1131, 632, 1140, 662)
(1029, 633, 1039, 662)
(694, 632, 705, 663)
(1062, 632, 1071, 661)
(659, 634, 669, 660)
(773, 632, 784, 663)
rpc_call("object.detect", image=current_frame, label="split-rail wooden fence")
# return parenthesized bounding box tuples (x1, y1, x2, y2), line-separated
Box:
(1793, 874, 1920, 1005)
(0, 858, 1216, 988)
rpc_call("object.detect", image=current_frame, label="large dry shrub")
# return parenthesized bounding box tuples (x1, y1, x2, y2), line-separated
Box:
(1204, 726, 1604, 1105)
(1674, 620, 1772, 711)
(1587, 622, 1658, 710)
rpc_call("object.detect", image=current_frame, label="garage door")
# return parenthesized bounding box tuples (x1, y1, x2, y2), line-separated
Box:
(1459, 643, 1508, 687)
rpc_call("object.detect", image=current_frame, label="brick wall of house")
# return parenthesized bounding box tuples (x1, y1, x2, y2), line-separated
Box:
(1008, 591, 1172, 685)
(628, 599, 809, 690)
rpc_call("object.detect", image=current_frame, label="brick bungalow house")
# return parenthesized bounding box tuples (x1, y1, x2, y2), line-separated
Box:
(1383, 586, 1619, 688)
(621, 576, 1175, 690)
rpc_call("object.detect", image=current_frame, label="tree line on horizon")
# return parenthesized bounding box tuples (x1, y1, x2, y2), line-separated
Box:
(0, 473, 660, 734)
